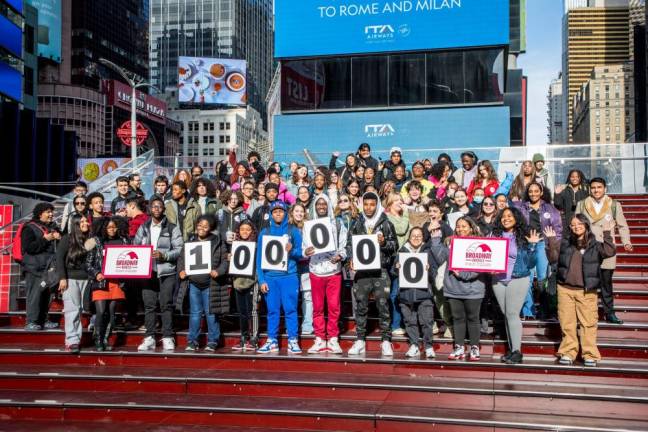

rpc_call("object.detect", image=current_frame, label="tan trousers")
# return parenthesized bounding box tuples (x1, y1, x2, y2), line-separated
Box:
(557, 285, 601, 361)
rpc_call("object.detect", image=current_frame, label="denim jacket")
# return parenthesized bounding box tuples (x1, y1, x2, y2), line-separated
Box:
(511, 241, 537, 279)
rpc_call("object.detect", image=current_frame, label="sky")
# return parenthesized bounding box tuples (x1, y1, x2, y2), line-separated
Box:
(518, 0, 564, 145)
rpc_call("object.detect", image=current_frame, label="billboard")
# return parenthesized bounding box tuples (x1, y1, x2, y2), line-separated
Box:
(178, 57, 247, 105)
(77, 157, 130, 183)
(103, 80, 167, 125)
(275, 0, 510, 58)
(26, 0, 62, 62)
(6, 0, 22, 13)
(0, 14, 21, 58)
(273, 106, 510, 156)
(0, 61, 22, 102)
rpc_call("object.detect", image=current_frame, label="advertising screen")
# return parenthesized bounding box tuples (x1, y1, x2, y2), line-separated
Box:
(77, 158, 130, 183)
(6, 0, 22, 13)
(273, 106, 510, 157)
(26, 0, 62, 62)
(0, 14, 21, 58)
(0, 61, 22, 102)
(178, 57, 247, 105)
(275, 0, 510, 58)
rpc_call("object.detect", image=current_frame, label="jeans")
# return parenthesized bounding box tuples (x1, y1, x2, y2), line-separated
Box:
(142, 274, 175, 338)
(522, 240, 549, 318)
(300, 272, 313, 333)
(62, 279, 89, 346)
(188, 284, 220, 345)
(390, 276, 402, 330)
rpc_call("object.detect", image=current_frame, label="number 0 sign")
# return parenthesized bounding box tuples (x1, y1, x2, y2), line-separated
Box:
(261, 235, 288, 271)
(399, 253, 428, 289)
(303, 218, 335, 254)
(351, 235, 380, 271)
(229, 241, 256, 276)
(184, 242, 212, 275)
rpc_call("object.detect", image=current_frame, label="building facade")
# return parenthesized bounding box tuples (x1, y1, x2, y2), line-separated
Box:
(149, 0, 273, 123)
(562, 0, 630, 142)
(572, 64, 635, 144)
(168, 106, 267, 171)
(548, 73, 565, 143)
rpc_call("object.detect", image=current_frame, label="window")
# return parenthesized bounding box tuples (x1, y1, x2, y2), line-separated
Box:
(389, 53, 425, 106)
(203, 136, 208, 144)
(219, 122, 225, 130)
(25, 25, 35, 54)
(23, 66, 34, 96)
(427, 51, 464, 104)
(226, 122, 231, 130)
(225, 136, 231, 143)
(316, 57, 351, 109)
(219, 148, 225, 156)
(203, 149, 208, 156)
(203, 123, 209, 130)
(219, 135, 225, 143)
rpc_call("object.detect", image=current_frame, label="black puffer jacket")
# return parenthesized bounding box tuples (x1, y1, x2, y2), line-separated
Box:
(176, 233, 229, 315)
(556, 231, 616, 292)
(21, 221, 58, 276)
(346, 212, 398, 272)
(391, 243, 437, 304)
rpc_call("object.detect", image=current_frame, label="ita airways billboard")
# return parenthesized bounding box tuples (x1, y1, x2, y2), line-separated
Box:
(178, 57, 247, 105)
(26, 0, 62, 62)
(275, 0, 510, 58)
(274, 106, 510, 156)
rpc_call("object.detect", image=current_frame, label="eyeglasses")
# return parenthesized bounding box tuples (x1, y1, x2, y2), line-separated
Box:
(410, 235, 423, 239)
(482, 202, 495, 207)
(74, 201, 86, 206)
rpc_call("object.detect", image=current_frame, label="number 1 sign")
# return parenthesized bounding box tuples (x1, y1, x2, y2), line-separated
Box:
(184, 242, 212, 276)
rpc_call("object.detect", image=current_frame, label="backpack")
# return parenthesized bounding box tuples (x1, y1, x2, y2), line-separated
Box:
(12, 222, 48, 263)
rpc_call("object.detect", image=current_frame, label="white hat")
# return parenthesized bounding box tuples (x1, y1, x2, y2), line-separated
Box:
(390, 146, 402, 155)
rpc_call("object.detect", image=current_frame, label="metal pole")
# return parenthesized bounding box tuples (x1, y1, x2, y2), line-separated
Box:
(131, 85, 137, 162)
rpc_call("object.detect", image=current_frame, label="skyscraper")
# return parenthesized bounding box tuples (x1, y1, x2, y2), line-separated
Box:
(548, 73, 565, 144)
(149, 0, 273, 123)
(562, 0, 630, 142)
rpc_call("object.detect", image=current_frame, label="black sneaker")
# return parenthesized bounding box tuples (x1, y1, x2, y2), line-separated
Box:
(185, 342, 197, 352)
(204, 343, 217, 352)
(606, 313, 624, 325)
(505, 350, 523, 364)
(500, 350, 512, 363)
(66, 344, 80, 354)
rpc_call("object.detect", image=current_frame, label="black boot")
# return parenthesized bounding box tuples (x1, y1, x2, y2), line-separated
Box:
(506, 350, 523, 364)
(606, 313, 624, 324)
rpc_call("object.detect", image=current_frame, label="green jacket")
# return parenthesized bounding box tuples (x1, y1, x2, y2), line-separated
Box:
(165, 198, 200, 242)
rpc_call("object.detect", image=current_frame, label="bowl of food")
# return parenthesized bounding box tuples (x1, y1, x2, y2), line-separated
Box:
(210, 63, 226, 79)
(225, 72, 246, 92)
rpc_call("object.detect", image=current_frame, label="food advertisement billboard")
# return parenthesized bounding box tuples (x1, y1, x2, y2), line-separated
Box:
(178, 57, 247, 105)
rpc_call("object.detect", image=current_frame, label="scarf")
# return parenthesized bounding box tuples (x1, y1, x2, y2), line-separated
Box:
(583, 196, 612, 223)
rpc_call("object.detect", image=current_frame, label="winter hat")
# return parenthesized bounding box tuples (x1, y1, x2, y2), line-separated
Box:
(390, 146, 402, 155)
(532, 153, 545, 163)
(269, 200, 287, 213)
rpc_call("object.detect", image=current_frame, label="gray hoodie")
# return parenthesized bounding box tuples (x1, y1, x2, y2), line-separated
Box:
(428, 237, 485, 300)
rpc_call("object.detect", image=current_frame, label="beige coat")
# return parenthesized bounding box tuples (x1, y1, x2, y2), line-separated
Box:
(575, 196, 631, 269)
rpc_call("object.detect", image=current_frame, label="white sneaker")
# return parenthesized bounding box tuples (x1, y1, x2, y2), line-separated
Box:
(381, 340, 394, 357)
(391, 328, 406, 337)
(137, 336, 156, 351)
(405, 344, 420, 358)
(432, 322, 439, 335)
(161, 337, 175, 351)
(425, 347, 436, 358)
(327, 337, 343, 354)
(308, 337, 328, 354)
(443, 328, 453, 339)
(348, 340, 366, 355)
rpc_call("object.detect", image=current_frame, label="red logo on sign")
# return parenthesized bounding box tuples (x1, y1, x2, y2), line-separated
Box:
(117, 121, 149, 146)
(465, 243, 493, 264)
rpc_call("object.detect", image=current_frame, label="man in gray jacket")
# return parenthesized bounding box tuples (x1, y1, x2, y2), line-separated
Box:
(134, 197, 184, 351)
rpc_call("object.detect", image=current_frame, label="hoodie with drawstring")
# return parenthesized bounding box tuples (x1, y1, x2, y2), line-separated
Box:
(256, 201, 303, 342)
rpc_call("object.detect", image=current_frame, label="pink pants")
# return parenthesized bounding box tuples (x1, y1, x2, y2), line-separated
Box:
(310, 273, 342, 339)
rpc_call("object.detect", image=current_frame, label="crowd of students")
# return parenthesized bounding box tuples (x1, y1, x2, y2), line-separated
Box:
(18, 144, 633, 367)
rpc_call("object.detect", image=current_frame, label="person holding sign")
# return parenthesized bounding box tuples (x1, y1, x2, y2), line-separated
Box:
(230, 220, 260, 351)
(429, 217, 487, 361)
(392, 227, 436, 359)
(85, 217, 130, 351)
(346, 192, 398, 357)
(256, 201, 304, 354)
(303, 194, 348, 354)
(133, 197, 183, 352)
(177, 215, 229, 352)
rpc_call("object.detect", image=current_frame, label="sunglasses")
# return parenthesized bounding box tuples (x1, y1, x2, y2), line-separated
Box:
(74, 201, 86, 206)
(482, 202, 495, 207)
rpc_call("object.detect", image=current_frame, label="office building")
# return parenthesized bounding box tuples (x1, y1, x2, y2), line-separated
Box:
(548, 73, 566, 143)
(149, 0, 274, 122)
(168, 105, 268, 170)
(562, 0, 630, 142)
(572, 64, 635, 144)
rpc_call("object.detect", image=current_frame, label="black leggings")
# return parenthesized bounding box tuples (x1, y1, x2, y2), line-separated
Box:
(448, 298, 482, 347)
(95, 300, 117, 343)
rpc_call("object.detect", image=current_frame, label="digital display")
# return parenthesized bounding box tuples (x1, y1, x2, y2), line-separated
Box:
(274, 106, 510, 155)
(0, 14, 21, 58)
(6, 0, 23, 13)
(0, 61, 22, 102)
(178, 57, 247, 105)
(26, 0, 62, 62)
(275, 0, 510, 58)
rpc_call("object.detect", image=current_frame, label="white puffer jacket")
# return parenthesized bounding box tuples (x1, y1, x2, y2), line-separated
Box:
(304, 194, 348, 277)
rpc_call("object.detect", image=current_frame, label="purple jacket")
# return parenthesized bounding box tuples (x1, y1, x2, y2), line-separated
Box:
(513, 201, 563, 241)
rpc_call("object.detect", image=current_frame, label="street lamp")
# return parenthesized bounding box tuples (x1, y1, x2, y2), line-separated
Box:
(99, 58, 158, 162)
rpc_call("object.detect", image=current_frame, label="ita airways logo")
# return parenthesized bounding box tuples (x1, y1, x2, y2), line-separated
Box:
(365, 124, 395, 138)
(365, 24, 395, 40)
(465, 243, 493, 266)
(116, 250, 139, 272)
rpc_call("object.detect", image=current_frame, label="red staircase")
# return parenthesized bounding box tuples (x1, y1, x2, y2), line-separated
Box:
(1, 195, 648, 430)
